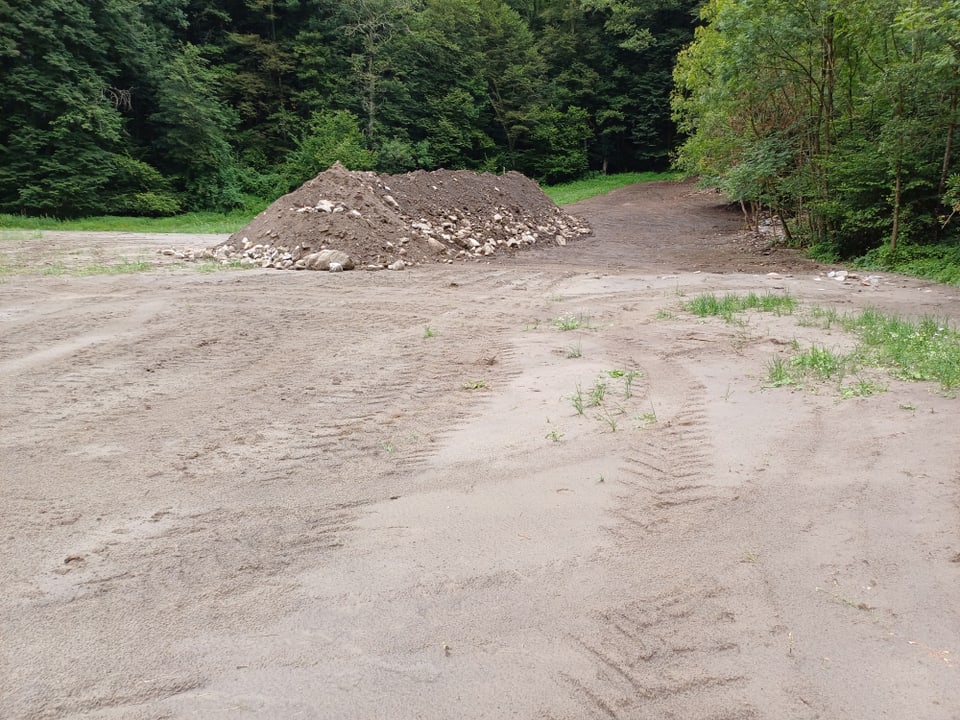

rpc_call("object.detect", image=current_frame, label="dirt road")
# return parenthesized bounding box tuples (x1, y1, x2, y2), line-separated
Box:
(2, 183, 959, 719)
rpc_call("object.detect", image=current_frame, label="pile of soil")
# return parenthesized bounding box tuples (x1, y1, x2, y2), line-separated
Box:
(212, 163, 592, 270)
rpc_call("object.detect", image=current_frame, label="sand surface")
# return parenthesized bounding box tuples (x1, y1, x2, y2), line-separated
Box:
(2, 182, 959, 719)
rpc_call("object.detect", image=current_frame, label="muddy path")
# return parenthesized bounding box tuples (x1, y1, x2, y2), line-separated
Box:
(1, 182, 959, 719)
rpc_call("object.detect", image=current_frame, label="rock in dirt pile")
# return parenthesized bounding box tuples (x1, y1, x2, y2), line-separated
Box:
(162, 162, 591, 270)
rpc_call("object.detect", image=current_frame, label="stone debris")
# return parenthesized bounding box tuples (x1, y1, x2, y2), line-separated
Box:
(157, 162, 591, 271)
(825, 269, 882, 287)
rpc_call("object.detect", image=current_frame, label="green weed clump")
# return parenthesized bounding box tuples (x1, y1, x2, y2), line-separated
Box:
(766, 308, 960, 394)
(844, 309, 960, 390)
(553, 313, 590, 331)
(686, 292, 797, 322)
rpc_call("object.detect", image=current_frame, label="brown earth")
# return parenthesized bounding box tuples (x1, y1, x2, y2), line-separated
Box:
(1, 181, 959, 720)
(208, 163, 590, 270)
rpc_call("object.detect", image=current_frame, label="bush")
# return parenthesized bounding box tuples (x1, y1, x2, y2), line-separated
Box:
(282, 110, 375, 189)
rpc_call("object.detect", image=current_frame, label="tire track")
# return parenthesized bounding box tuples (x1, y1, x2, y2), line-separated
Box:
(556, 367, 757, 719)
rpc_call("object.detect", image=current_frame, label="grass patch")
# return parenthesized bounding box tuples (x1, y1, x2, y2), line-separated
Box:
(0, 205, 265, 235)
(75, 261, 153, 276)
(0, 229, 42, 241)
(545, 422, 565, 443)
(543, 171, 685, 206)
(553, 313, 590, 331)
(686, 292, 797, 322)
(843, 309, 960, 390)
(589, 378, 608, 406)
(764, 345, 857, 390)
(607, 368, 642, 398)
(462, 379, 487, 390)
(790, 345, 849, 380)
(798, 306, 841, 330)
(853, 241, 960, 286)
(765, 308, 960, 394)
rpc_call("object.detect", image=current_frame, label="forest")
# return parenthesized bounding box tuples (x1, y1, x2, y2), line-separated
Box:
(673, 0, 960, 265)
(0, 0, 694, 216)
(2, 0, 959, 267)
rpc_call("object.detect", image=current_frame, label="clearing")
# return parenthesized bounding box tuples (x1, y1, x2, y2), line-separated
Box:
(1, 179, 958, 719)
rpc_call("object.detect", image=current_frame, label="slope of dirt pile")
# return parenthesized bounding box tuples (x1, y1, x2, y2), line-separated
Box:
(210, 162, 591, 270)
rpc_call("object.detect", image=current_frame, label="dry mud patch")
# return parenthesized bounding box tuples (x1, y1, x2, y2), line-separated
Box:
(1, 183, 959, 719)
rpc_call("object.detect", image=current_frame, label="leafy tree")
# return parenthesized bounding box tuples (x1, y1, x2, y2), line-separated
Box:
(281, 109, 376, 188)
(0, 0, 174, 216)
(150, 43, 243, 210)
(671, 0, 960, 254)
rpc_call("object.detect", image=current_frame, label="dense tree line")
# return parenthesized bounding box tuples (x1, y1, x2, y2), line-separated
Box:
(0, 0, 696, 217)
(672, 0, 960, 258)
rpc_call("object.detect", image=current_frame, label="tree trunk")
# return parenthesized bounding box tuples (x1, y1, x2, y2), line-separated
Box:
(939, 85, 957, 199)
(891, 151, 902, 252)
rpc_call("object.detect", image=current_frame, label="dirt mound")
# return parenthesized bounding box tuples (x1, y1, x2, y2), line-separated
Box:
(213, 163, 591, 270)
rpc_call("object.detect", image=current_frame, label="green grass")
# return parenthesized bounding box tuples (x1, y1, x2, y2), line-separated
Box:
(607, 368, 642, 398)
(545, 423, 565, 443)
(543, 171, 686, 206)
(565, 340, 583, 358)
(0, 205, 266, 234)
(74, 260, 153, 276)
(1, 257, 255, 277)
(569, 384, 586, 415)
(553, 313, 591, 331)
(853, 241, 960, 286)
(686, 292, 797, 322)
(790, 345, 849, 380)
(191, 259, 253, 272)
(843, 309, 960, 389)
(589, 378, 608, 406)
(2, 259, 157, 277)
(764, 307, 960, 393)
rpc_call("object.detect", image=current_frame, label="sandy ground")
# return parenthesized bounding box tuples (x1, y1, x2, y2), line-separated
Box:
(2, 183, 959, 719)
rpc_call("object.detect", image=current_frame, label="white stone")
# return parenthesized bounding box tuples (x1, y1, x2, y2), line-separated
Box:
(295, 249, 355, 271)
(425, 237, 446, 253)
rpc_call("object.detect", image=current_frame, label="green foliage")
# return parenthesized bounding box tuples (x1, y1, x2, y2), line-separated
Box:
(673, 0, 960, 259)
(1, 0, 703, 218)
(0, 0, 173, 216)
(855, 241, 960, 286)
(527, 106, 591, 184)
(764, 305, 960, 393)
(282, 110, 376, 188)
(150, 43, 244, 211)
